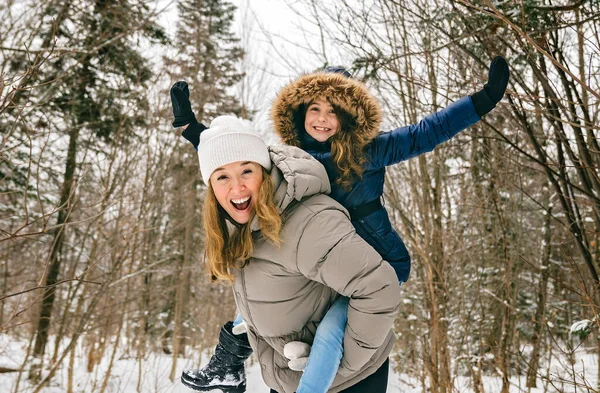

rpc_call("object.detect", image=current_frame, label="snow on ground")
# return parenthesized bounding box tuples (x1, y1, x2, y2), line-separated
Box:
(0, 334, 596, 392)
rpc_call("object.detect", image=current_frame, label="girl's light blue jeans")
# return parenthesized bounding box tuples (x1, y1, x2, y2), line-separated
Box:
(233, 296, 349, 393)
(297, 296, 348, 393)
(233, 313, 244, 327)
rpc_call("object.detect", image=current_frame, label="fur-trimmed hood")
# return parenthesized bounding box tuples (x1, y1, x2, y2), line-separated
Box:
(271, 72, 382, 149)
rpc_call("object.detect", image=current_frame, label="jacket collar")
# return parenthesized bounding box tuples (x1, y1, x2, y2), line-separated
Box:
(298, 128, 331, 153)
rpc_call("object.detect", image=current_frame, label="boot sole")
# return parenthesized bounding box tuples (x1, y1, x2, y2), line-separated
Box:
(180, 374, 246, 393)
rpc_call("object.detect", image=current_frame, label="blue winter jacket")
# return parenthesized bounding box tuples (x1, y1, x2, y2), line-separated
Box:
(270, 72, 480, 283)
(292, 97, 479, 282)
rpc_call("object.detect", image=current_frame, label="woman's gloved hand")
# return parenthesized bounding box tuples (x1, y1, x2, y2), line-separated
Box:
(284, 341, 311, 371)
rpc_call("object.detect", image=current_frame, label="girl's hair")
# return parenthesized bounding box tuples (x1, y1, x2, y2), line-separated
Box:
(294, 103, 364, 190)
(203, 167, 281, 283)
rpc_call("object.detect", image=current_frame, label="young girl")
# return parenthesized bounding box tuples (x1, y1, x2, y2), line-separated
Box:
(175, 57, 509, 392)
(190, 115, 400, 393)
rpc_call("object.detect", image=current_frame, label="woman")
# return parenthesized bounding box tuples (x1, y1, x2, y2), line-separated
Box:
(194, 114, 401, 393)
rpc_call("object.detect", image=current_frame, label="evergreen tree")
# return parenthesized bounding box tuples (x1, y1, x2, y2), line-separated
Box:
(160, 0, 245, 380)
(166, 0, 245, 121)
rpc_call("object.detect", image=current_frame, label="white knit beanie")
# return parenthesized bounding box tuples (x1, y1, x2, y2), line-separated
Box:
(198, 115, 272, 186)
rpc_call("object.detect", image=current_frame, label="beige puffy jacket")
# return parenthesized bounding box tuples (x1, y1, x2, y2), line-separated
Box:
(231, 145, 401, 393)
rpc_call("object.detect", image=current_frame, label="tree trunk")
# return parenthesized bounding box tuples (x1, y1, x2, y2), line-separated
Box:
(29, 125, 80, 381)
(1, 253, 7, 328)
(51, 221, 93, 367)
(170, 168, 196, 380)
(135, 147, 157, 389)
(425, 46, 451, 393)
(66, 281, 85, 393)
(99, 289, 127, 393)
(526, 186, 552, 388)
(494, 181, 513, 393)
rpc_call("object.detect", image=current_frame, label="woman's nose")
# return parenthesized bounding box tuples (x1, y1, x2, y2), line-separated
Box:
(231, 177, 245, 191)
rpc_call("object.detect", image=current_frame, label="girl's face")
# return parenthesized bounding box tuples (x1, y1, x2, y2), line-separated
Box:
(210, 161, 264, 224)
(304, 98, 339, 142)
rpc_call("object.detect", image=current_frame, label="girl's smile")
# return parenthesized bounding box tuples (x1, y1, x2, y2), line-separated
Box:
(304, 98, 339, 142)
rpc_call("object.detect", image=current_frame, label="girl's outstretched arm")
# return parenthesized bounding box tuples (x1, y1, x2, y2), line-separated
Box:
(368, 56, 509, 168)
(181, 121, 207, 151)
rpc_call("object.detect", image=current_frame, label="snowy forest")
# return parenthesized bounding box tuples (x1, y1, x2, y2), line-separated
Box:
(1, 0, 599, 392)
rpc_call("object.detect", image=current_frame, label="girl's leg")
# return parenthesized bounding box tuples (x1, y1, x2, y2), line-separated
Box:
(233, 313, 243, 327)
(296, 296, 349, 393)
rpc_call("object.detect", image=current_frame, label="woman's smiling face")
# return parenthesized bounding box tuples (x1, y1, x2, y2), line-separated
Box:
(304, 98, 339, 142)
(210, 161, 264, 224)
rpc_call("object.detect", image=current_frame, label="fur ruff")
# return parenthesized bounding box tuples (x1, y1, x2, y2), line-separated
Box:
(271, 72, 382, 149)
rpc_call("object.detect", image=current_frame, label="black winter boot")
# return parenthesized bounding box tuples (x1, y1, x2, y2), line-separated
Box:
(181, 321, 253, 393)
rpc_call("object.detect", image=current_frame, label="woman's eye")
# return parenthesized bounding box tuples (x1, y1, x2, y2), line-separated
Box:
(242, 169, 253, 175)
(217, 175, 228, 181)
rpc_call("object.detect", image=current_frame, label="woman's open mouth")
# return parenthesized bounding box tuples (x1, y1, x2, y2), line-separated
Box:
(231, 196, 251, 211)
(313, 126, 331, 132)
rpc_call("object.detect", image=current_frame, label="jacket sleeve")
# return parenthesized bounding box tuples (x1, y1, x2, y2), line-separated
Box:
(368, 95, 480, 168)
(181, 121, 207, 151)
(296, 208, 401, 376)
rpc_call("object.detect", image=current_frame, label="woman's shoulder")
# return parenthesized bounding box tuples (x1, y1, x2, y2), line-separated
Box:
(301, 193, 347, 213)
(283, 193, 350, 225)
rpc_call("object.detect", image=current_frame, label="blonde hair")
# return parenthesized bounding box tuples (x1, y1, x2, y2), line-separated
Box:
(330, 106, 366, 190)
(203, 167, 282, 283)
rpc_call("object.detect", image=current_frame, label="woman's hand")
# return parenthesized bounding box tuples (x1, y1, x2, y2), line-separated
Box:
(284, 341, 311, 371)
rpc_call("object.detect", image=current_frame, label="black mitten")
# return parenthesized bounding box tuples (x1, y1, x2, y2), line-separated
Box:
(170, 81, 197, 127)
(470, 56, 509, 117)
